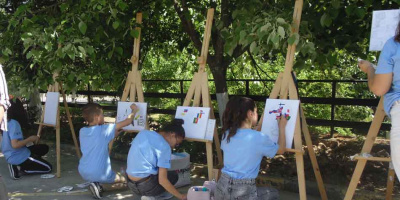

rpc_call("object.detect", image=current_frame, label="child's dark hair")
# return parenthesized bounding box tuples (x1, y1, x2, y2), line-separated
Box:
(396, 19, 400, 42)
(7, 98, 29, 128)
(82, 103, 103, 123)
(222, 97, 256, 143)
(161, 118, 185, 138)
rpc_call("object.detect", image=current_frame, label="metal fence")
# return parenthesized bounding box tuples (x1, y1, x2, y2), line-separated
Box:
(50, 79, 389, 136)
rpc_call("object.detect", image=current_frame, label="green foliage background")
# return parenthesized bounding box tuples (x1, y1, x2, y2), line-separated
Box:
(1, 0, 398, 138)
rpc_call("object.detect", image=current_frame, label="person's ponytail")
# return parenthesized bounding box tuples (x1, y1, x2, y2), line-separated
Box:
(222, 97, 256, 143)
(395, 20, 400, 43)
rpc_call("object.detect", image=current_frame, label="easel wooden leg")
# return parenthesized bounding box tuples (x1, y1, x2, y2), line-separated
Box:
(345, 99, 385, 199)
(36, 124, 44, 139)
(294, 114, 307, 200)
(136, 73, 145, 102)
(36, 102, 46, 140)
(300, 107, 328, 200)
(60, 87, 81, 158)
(385, 167, 395, 200)
(56, 109, 61, 178)
(206, 142, 214, 181)
(344, 160, 367, 200)
(287, 74, 308, 200)
(295, 152, 307, 200)
(213, 130, 223, 167)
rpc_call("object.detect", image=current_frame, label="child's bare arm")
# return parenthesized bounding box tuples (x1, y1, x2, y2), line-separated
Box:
(159, 168, 187, 200)
(115, 104, 139, 135)
(11, 136, 38, 149)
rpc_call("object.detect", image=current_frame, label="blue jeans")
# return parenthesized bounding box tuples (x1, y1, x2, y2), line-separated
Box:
(215, 173, 279, 200)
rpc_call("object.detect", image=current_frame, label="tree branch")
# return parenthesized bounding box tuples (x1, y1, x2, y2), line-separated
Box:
(247, 50, 272, 93)
(221, 0, 233, 29)
(173, 0, 203, 52)
(31, 1, 64, 15)
(247, 50, 272, 79)
(211, 0, 231, 67)
(232, 44, 248, 59)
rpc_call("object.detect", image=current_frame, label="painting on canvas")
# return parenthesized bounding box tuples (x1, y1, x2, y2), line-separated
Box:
(261, 99, 300, 149)
(370, 9, 400, 51)
(116, 102, 147, 131)
(175, 106, 210, 140)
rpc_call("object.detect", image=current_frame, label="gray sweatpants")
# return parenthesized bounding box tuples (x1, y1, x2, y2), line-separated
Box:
(215, 173, 279, 200)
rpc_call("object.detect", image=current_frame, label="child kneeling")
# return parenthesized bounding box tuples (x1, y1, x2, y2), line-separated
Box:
(78, 103, 138, 199)
(215, 97, 287, 200)
(126, 119, 187, 200)
(1, 100, 52, 180)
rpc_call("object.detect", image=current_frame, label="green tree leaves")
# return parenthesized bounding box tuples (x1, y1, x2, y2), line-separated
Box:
(130, 29, 139, 38)
(2, 0, 400, 101)
(112, 21, 120, 29)
(79, 21, 87, 35)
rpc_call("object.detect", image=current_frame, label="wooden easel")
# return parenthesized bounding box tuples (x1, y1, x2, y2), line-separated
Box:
(344, 98, 396, 200)
(258, 0, 328, 199)
(182, 8, 223, 181)
(121, 12, 145, 104)
(109, 13, 148, 152)
(36, 74, 81, 178)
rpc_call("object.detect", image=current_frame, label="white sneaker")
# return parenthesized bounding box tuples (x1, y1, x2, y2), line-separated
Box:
(8, 164, 20, 180)
(89, 182, 102, 199)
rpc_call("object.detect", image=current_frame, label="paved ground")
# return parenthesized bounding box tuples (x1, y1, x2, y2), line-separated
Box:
(0, 143, 319, 200)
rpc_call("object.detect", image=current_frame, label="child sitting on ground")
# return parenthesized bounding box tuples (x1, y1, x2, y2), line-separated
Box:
(1, 99, 52, 180)
(78, 103, 138, 199)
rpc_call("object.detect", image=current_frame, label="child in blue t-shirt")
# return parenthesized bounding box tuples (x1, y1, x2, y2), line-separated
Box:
(78, 103, 138, 199)
(1, 99, 52, 180)
(216, 97, 288, 200)
(126, 119, 187, 200)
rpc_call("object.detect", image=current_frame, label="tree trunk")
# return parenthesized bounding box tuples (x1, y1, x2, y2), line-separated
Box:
(209, 62, 229, 123)
(28, 89, 42, 125)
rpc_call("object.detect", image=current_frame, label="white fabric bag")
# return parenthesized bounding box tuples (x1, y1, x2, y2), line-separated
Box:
(170, 152, 191, 188)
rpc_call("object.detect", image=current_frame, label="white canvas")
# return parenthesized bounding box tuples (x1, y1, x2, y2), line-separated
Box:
(175, 106, 210, 140)
(261, 99, 300, 149)
(116, 102, 147, 131)
(204, 119, 216, 141)
(370, 9, 400, 51)
(43, 92, 60, 126)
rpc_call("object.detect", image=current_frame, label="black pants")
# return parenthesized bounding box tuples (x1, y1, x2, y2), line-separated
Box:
(19, 144, 52, 174)
(127, 171, 178, 196)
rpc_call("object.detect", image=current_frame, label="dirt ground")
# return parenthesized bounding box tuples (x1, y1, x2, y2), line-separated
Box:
(262, 135, 398, 195)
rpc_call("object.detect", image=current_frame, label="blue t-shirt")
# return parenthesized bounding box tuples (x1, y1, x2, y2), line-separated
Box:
(1, 119, 30, 165)
(78, 124, 116, 183)
(126, 130, 172, 178)
(221, 129, 279, 179)
(376, 37, 400, 115)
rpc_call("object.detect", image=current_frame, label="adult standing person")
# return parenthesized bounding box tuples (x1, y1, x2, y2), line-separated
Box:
(359, 24, 400, 181)
(0, 64, 11, 200)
